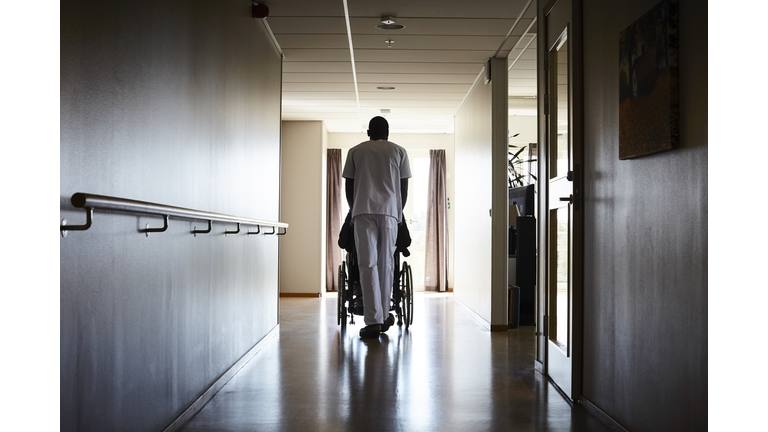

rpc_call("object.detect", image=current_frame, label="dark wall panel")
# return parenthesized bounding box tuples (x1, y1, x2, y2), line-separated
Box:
(581, 1, 707, 431)
(60, 1, 282, 430)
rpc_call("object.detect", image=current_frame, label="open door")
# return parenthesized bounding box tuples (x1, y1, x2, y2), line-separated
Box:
(540, 0, 583, 400)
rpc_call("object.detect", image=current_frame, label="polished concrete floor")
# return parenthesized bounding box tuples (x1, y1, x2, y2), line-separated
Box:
(180, 293, 609, 432)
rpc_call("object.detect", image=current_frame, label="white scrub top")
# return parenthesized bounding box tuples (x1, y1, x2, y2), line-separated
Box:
(342, 139, 412, 222)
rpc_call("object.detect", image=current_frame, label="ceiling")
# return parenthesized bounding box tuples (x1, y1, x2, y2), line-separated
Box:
(264, 0, 538, 134)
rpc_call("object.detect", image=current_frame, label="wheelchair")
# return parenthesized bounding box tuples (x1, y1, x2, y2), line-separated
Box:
(337, 241, 413, 330)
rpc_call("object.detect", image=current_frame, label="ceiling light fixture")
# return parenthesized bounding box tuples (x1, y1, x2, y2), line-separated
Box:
(376, 86, 396, 90)
(385, 40, 394, 48)
(376, 15, 405, 30)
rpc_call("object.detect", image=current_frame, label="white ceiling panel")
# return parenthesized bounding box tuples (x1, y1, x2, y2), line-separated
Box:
(508, 79, 537, 87)
(266, 0, 538, 133)
(508, 60, 537, 70)
(508, 87, 537, 97)
(282, 83, 470, 93)
(282, 92, 466, 101)
(348, 17, 528, 36)
(276, 34, 353, 49)
(282, 49, 353, 62)
(351, 50, 498, 63)
(344, 0, 527, 18)
(282, 92, 358, 100)
(283, 73, 355, 83)
(509, 69, 537, 79)
(347, 35, 521, 51)
(356, 74, 478, 84)
(358, 92, 467, 101)
(283, 73, 477, 85)
(282, 62, 487, 74)
(355, 83, 470, 93)
(284, 107, 459, 117)
(355, 62, 486, 74)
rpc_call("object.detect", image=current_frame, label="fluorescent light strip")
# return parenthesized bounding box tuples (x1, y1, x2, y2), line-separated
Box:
(493, 0, 534, 58)
(342, 0, 363, 132)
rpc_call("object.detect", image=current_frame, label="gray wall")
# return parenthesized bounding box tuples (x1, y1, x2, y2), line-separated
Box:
(581, 1, 707, 431)
(60, 1, 283, 430)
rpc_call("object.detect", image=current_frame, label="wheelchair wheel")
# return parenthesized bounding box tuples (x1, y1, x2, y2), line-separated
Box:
(397, 264, 407, 327)
(400, 262, 413, 329)
(338, 262, 347, 327)
(404, 262, 413, 328)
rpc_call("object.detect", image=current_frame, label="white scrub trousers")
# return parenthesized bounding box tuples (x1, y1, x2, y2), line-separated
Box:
(353, 214, 398, 326)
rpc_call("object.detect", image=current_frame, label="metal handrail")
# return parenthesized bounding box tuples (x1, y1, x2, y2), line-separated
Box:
(60, 192, 288, 237)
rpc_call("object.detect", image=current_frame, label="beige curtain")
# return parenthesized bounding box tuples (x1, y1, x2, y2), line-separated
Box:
(325, 149, 343, 291)
(425, 149, 449, 291)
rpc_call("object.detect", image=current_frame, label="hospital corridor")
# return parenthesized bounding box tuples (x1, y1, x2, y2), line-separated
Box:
(179, 294, 609, 432)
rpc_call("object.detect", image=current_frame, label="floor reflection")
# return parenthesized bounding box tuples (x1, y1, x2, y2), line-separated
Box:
(180, 293, 608, 432)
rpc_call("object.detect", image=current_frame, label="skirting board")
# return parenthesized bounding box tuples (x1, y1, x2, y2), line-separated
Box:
(162, 324, 280, 432)
(280, 293, 321, 297)
(453, 297, 491, 331)
(578, 396, 630, 432)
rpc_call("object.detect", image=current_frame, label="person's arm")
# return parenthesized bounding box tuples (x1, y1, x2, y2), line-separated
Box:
(401, 178, 408, 209)
(345, 178, 354, 209)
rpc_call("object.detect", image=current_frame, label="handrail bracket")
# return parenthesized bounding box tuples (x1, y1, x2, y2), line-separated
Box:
(60, 207, 94, 237)
(193, 220, 213, 236)
(142, 215, 170, 236)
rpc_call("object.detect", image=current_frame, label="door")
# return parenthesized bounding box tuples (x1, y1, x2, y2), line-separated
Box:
(544, 0, 582, 400)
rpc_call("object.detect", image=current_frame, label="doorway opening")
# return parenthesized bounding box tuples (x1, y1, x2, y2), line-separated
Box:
(404, 155, 430, 292)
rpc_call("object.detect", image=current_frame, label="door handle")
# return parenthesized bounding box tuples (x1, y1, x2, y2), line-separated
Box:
(559, 195, 573, 204)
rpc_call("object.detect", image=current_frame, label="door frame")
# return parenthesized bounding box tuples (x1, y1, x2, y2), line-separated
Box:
(536, 0, 584, 402)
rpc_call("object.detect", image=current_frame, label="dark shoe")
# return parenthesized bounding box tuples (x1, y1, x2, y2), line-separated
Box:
(380, 314, 395, 332)
(359, 324, 381, 339)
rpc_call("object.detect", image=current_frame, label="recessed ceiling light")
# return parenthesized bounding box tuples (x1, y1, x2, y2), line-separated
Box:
(376, 86, 396, 90)
(376, 15, 405, 30)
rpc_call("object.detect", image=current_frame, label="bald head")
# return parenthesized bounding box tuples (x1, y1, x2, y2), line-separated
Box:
(367, 116, 389, 140)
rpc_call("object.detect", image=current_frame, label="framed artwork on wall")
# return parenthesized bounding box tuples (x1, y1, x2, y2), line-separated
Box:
(618, 0, 679, 160)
